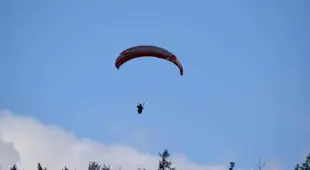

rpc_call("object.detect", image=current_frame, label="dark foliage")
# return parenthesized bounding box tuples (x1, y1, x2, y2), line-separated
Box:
(295, 153, 310, 170)
(158, 149, 175, 170)
(229, 162, 235, 170)
(88, 161, 111, 170)
(10, 165, 17, 170)
(8, 150, 309, 170)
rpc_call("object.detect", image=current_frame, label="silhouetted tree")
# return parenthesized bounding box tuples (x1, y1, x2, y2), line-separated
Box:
(294, 153, 310, 170)
(61, 166, 69, 170)
(37, 163, 47, 170)
(89, 162, 101, 170)
(10, 165, 18, 170)
(88, 161, 111, 170)
(101, 165, 111, 170)
(158, 149, 176, 170)
(38, 163, 43, 170)
(229, 162, 235, 170)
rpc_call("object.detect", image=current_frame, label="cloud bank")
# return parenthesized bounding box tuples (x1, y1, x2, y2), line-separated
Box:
(0, 110, 227, 170)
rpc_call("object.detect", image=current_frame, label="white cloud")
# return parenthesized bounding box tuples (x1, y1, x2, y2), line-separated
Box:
(0, 138, 20, 170)
(0, 110, 227, 170)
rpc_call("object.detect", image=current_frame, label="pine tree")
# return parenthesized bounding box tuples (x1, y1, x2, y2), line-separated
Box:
(10, 165, 18, 170)
(158, 149, 176, 170)
(295, 153, 310, 170)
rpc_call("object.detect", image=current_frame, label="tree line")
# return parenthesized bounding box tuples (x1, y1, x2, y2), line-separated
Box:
(7, 150, 310, 170)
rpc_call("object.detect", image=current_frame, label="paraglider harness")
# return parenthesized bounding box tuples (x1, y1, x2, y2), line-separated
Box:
(137, 103, 144, 114)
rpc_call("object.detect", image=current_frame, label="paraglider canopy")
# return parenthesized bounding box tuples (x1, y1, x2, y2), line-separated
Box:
(115, 45, 183, 76)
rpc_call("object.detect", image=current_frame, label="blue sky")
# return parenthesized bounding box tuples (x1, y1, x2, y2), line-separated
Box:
(0, 0, 309, 169)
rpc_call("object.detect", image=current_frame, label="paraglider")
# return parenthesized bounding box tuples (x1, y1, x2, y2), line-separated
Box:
(137, 103, 144, 114)
(115, 45, 183, 76)
(115, 45, 183, 114)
